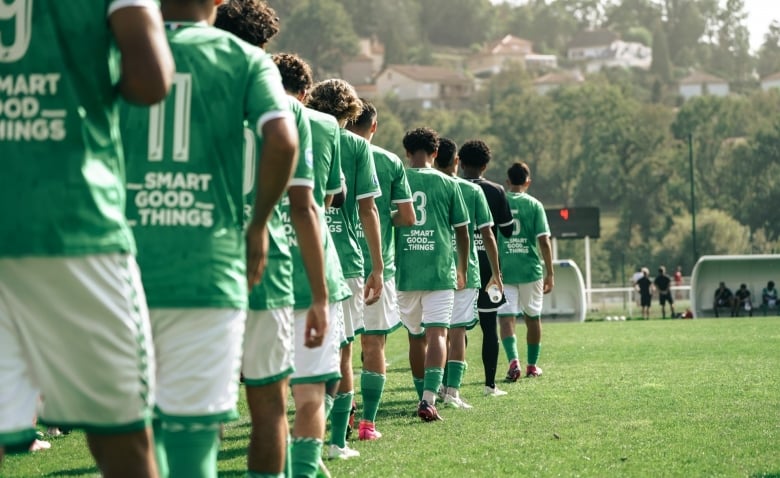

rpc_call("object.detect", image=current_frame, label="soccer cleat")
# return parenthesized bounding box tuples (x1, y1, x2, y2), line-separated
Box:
(328, 443, 361, 460)
(505, 359, 522, 382)
(358, 420, 383, 441)
(443, 394, 473, 409)
(484, 385, 508, 397)
(346, 399, 357, 440)
(526, 365, 543, 378)
(417, 400, 444, 422)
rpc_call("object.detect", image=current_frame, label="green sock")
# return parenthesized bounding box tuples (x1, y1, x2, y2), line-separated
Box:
(247, 472, 284, 478)
(502, 335, 519, 362)
(527, 343, 541, 365)
(164, 422, 220, 478)
(284, 436, 291, 478)
(360, 372, 385, 423)
(330, 392, 352, 448)
(291, 437, 322, 478)
(324, 393, 334, 420)
(153, 419, 169, 478)
(423, 367, 444, 395)
(442, 361, 449, 387)
(413, 376, 424, 401)
(446, 361, 467, 390)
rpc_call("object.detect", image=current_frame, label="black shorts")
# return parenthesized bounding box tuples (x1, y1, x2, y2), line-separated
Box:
(659, 292, 673, 305)
(640, 294, 651, 307)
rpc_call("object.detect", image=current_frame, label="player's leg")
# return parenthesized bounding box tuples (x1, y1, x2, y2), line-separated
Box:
(242, 308, 295, 475)
(478, 310, 502, 395)
(445, 288, 477, 408)
(0, 255, 157, 477)
(398, 291, 426, 400)
(497, 285, 521, 382)
(416, 290, 453, 421)
(291, 303, 343, 473)
(519, 281, 544, 377)
(153, 308, 245, 478)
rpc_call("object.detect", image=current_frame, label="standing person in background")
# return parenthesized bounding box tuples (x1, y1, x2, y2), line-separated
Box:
(395, 128, 470, 421)
(497, 162, 554, 381)
(121, 0, 298, 475)
(434, 138, 501, 408)
(458, 140, 515, 397)
(0, 1, 172, 475)
(762, 281, 778, 315)
(347, 101, 416, 440)
(635, 268, 654, 320)
(654, 266, 675, 319)
(631, 267, 644, 306)
(673, 265, 683, 300)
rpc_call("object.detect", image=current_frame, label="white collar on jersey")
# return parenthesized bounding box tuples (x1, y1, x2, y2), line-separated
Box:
(165, 21, 208, 31)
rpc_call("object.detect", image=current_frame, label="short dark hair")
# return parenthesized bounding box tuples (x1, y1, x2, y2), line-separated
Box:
(272, 53, 313, 96)
(215, 0, 280, 47)
(402, 127, 439, 155)
(769, 281, 775, 288)
(458, 139, 491, 168)
(507, 161, 530, 185)
(435, 137, 457, 169)
(346, 99, 377, 132)
(307, 79, 362, 123)
(659, 266, 666, 274)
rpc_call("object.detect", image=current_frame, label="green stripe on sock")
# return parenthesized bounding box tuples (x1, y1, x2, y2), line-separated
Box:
(360, 372, 386, 423)
(527, 343, 541, 365)
(153, 419, 169, 478)
(247, 472, 284, 478)
(324, 393, 335, 420)
(502, 335, 519, 362)
(413, 377, 424, 401)
(291, 437, 323, 478)
(330, 392, 353, 448)
(446, 361, 467, 390)
(423, 367, 444, 394)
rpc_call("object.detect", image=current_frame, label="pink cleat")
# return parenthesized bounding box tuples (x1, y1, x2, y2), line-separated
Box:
(358, 420, 383, 440)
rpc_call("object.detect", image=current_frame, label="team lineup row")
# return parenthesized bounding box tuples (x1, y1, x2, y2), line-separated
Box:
(0, 1, 554, 478)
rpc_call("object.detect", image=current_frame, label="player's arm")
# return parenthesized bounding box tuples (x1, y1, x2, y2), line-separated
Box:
(454, 225, 470, 290)
(392, 200, 416, 227)
(109, 4, 174, 105)
(288, 186, 328, 348)
(479, 225, 503, 293)
(246, 117, 299, 288)
(358, 196, 384, 305)
(538, 234, 554, 294)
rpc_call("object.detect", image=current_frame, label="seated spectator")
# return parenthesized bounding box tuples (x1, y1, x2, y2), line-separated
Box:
(762, 281, 778, 315)
(713, 282, 733, 317)
(732, 283, 752, 317)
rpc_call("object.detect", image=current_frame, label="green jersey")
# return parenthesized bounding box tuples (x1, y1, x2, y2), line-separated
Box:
(453, 176, 493, 289)
(288, 108, 350, 308)
(326, 129, 380, 279)
(357, 145, 412, 281)
(395, 168, 469, 291)
(121, 23, 290, 308)
(499, 191, 550, 284)
(249, 97, 313, 311)
(0, 0, 159, 256)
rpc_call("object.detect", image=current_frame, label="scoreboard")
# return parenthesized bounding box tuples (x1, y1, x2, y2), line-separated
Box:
(545, 207, 600, 239)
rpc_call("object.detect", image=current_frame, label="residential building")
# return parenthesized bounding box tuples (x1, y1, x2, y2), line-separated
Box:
(467, 34, 557, 78)
(567, 30, 651, 73)
(761, 72, 780, 91)
(374, 64, 474, 109)
(678, 71, 730, 99)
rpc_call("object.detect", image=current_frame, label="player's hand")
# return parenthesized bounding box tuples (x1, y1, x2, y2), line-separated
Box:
(364, 271, 383, 306)
(543, 274, 554, 294)
(245, 220, 269, 289)
(304, 300, 328, 349)
(487, 274, 503, 295)
(456, 271, 466, 290)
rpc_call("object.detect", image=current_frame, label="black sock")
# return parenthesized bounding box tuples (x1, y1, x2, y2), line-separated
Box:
(479, 310, 499, 387)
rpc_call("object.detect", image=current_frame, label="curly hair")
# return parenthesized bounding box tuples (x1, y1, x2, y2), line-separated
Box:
(214, 0, 280, 48)
(507, 161, 530, 185)
(306, 79, 362, 123)
(458, 139, 492, 168)
(272, 53, 313, 96)
(434, 137, 457, 169)
(402, 127, 439, 155)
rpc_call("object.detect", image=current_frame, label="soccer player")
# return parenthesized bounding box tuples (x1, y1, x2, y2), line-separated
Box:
(214, 5, 336, 477)
(458, 140, 515, 396)
(434, 138, 502, 409)
(309, 79, 384, 458)
(396, 128, 470, 421)
(0, 1, 172, 475)
(497, 162, 554, 381)
(346, 101, 415, 439)
(120, 0, 298, 476)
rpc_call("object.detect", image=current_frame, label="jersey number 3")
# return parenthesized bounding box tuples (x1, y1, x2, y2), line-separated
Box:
(412, 191, 427, 226)
(0, 0, 33, 62)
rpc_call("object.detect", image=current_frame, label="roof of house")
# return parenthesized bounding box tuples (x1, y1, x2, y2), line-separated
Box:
(567, 30, 619, 49)
(380, 64, 471, 84)
(761, 71, 780, 82)
(679, 71, 728, 85)
(484, 34, 533, 55)
(533, 71, 583, 85)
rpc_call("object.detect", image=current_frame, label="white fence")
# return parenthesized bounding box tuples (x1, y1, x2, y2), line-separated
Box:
(586, 286, 691, 317)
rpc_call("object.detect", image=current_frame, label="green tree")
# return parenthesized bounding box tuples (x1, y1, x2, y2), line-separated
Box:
(420, 0, 493, 47)
(757, 21, 780, 78)
(651, 23, 673, 83)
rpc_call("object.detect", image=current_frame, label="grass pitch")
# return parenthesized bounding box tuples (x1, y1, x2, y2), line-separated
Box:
(5, 317, 780, 477)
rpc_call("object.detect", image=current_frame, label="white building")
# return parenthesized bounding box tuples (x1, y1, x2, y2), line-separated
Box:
(678, 72, 730, 99)
(761, 72, 780, 91)
(567, 30, 651, 73)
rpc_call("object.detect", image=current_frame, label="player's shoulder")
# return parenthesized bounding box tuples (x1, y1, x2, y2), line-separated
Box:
(340, 128, 371, 152)
(305, 107, 339, 128)
(370, 144, 402, 164)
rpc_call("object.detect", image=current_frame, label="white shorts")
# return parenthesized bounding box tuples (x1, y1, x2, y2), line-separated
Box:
(290, 302, 343, 385)
(0, 254, 154, 442)
(151, 308, 245, 422)
(498, 281, 544, 318)
(342, 278, 365, 342)
(398, 290, 454, 336)
(243, 307, 295, 386)
(452, 288, 478, 329)
(363, 278, 402, 334)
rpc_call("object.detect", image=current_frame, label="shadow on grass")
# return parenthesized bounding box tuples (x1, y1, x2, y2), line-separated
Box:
(750, 473, 780, 478)
(44, 466, 98, 477)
